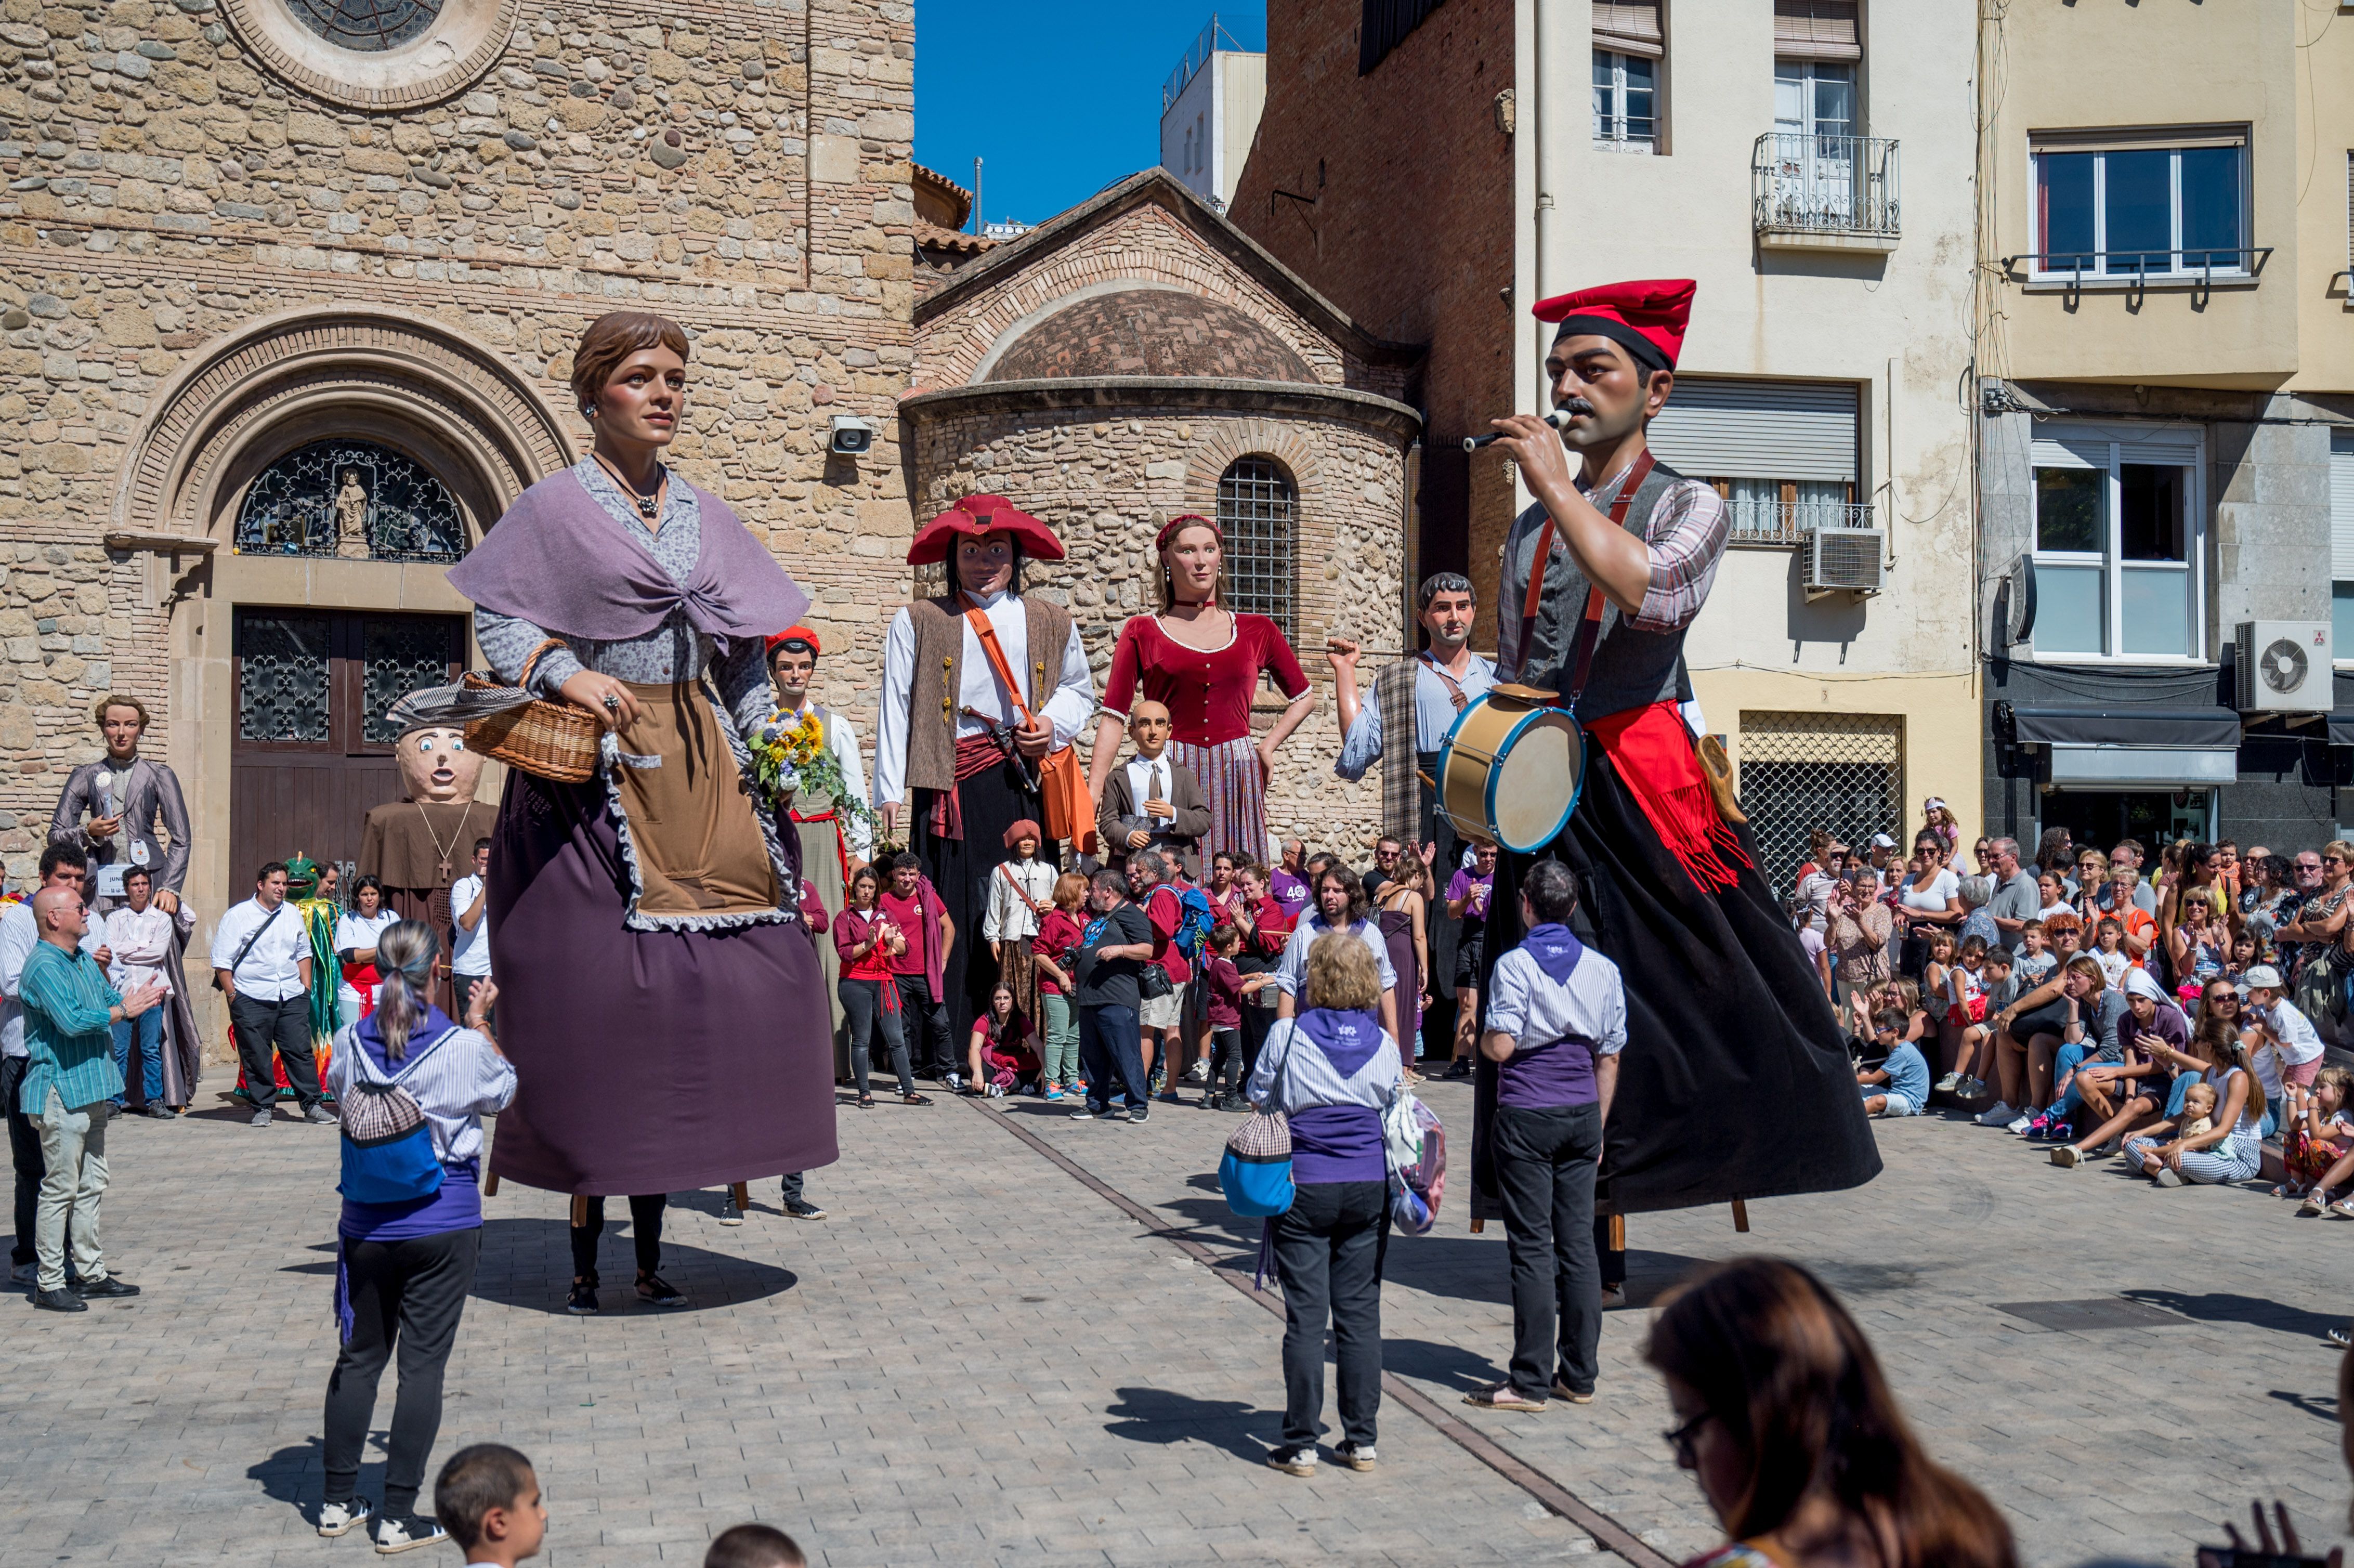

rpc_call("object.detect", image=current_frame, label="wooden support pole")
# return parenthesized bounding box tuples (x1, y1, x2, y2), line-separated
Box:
(1731, 1199, 1749, 1233)
(570, 1193, 590, 1227)
(483, 1171, 500, 1197)
(730, 1181, 752, 1211)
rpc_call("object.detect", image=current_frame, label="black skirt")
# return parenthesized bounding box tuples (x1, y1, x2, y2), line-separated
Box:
(911, 756, 1058, 1040)
(1473, 747, 1881, 1217)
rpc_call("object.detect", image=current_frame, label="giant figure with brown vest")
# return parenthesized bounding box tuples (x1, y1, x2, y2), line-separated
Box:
(873, 496, 1097, 1048)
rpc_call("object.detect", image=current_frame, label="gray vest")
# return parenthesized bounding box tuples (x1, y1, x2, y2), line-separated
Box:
(1502, 458, 1694, 723)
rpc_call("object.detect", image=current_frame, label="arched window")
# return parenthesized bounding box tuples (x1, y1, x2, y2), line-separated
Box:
(234, 439, 467, 563)
(1215, 456, 1297, 639)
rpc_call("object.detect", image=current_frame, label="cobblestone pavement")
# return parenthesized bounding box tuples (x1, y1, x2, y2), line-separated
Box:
(7, 1075, 2350, 1567)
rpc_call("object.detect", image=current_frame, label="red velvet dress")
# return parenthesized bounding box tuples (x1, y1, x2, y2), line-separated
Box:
(1102, 613, 1310, 864)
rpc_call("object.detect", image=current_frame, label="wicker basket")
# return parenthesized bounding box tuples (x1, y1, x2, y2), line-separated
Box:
(463, 641, 600, 784)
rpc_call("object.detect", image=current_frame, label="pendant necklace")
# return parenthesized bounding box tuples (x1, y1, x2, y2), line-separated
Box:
(592, 451, 666, 520)
(416, 800, 463, 883)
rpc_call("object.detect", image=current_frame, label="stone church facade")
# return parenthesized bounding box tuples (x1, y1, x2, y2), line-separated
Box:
(0, 0, 915, 932)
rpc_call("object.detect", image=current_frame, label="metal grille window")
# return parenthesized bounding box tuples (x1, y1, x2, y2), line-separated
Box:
(238, 612, 332, 742)
(363, 620, 462, 743)
(1216, 457, 1298, 641)
(1737, 711, 1903, 894)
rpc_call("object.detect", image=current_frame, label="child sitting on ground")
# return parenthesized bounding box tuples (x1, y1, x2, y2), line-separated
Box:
(435, 1444, 546, 1568)
(1939, 947, 2014, 1101)
(1859, 980, 1931, 1117)
(2177, 1080, 2218, 1142)
(2283, 1066, 2354, 1199)
(965, 980, 1039, 1099)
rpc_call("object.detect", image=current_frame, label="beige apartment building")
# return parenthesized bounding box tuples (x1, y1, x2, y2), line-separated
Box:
(1974, 0, 2354, 856)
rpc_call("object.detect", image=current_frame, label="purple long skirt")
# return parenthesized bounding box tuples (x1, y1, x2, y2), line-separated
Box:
(483, 766, 838, 1196)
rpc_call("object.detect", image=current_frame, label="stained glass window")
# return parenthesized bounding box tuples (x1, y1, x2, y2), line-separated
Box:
(282, 0, 443, 50)
(238, 612, 332, 743)
(235, 439, 467, 563)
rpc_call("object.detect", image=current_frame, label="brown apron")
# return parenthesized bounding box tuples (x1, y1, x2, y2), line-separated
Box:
(610, 680, 779, 919)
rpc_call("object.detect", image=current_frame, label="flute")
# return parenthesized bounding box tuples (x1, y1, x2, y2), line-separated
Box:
(1462, 409, 1571, 452)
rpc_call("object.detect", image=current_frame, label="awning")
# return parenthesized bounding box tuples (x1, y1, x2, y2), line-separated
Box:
(2008, 706, 2243, 748)
(2046, 744, 2238, 788)
(2331, 712, 2354, 748)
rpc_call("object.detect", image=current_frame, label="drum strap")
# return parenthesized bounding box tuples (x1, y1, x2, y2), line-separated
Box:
(1518, 450, 1656, 710)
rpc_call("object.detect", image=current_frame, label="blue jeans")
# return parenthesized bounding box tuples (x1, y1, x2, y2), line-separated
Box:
(111, 1009, 163, 1107)
(1079, 1003, 1148, 1112)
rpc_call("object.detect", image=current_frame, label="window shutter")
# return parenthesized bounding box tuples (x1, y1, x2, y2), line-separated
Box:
(2346, 150, 2353, 270)
(1593, 0, 1663, 59)
(2332, 431, 2354, 584)
(1647, 379, 1858, 483)
(1773, 0, 1859, 61)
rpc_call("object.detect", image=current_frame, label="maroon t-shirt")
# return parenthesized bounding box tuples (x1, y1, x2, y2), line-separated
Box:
(879, 891, 926, 977)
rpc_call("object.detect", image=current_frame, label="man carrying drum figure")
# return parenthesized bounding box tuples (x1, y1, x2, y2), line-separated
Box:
(1327, 574, 1494, 1068)
(1469, 279, 1878, 1280)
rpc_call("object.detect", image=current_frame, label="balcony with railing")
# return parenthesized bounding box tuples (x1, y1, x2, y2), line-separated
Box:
(1726, 496, 1875, 547)
(1752, 134, 1900, 253)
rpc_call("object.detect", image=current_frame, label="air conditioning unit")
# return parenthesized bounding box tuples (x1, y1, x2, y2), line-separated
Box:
(2235, 620, 2333, 712)
(1803, 526, 1884, 597)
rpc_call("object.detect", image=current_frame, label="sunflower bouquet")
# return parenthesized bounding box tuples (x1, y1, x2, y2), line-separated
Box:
(753, 708, 878, 831)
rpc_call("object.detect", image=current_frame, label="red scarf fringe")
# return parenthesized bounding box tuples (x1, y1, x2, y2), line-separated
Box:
(1584, 702, 1752, 894)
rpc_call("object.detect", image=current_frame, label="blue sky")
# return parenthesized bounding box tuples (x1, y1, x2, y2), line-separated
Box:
(913, 3, 1265, 229)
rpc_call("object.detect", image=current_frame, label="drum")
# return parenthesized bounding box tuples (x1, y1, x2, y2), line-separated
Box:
(1435, 684, 1586, 854)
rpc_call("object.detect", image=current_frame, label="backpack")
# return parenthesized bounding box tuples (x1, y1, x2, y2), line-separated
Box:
(337, 1025, 456, 1206)
(1172, 885, 1217, 963)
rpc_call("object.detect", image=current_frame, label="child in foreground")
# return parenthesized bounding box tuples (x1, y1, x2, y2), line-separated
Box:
(708, 1523, 808, 1568)
(435, 1444, 546, 1567)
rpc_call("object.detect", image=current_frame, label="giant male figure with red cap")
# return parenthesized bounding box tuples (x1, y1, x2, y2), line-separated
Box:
(1473, 281, 1879, 1284)
(874, 496, 1097, 1056)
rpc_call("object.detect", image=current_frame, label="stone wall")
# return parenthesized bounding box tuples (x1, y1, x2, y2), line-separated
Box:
(905, 393, 1413, 861)
(0, 0, 914, 888)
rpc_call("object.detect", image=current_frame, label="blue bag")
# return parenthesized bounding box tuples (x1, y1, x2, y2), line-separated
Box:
(337, 1026, 454, 1206)
(1219, 1039, 1293, 1217)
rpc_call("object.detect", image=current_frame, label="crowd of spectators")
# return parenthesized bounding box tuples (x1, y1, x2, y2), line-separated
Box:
(1795, 804, 2353, 1202)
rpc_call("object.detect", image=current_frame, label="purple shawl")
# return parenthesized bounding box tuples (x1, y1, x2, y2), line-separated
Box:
(1295, 1007, 1386, 1078)
(447, 468, 808, 655)
(1523, 923, 1585, 986)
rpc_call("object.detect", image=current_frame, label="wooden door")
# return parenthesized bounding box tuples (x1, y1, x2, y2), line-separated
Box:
(229, 609, 465, 896)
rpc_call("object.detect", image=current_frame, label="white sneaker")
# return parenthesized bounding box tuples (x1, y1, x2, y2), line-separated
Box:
(945, 1072, 962, 1092)
(1974, 1101, 2015, 1127)
(2006, 1113, 2034, 1134)
(318, 1498, 374, 1538)
(1934, 1072, 1961, 1092)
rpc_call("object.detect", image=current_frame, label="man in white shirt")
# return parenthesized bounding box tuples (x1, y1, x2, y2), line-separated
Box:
(103, 867, 177, 1117)
(3, 845, 109, 1286)
(449, 839, 492, 1025)
(766, 624, 871, 1077)
(209, 860, 330, 1128)
(873, 496, 1095, 1038)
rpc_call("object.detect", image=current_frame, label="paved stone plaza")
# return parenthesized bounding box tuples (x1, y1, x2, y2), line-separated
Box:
(7, 1078, 2351, 1566)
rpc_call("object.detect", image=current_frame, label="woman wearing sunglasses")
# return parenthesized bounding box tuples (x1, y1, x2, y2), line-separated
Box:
(1647, 1257, 2015, 1568)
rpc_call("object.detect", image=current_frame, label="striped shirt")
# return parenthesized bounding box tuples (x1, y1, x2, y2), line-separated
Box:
(16, 940, 124, 1114)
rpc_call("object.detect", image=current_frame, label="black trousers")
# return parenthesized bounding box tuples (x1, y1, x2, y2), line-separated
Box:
(3, 1054, 40, 1268)
(1272, 1179, 1390, 1449)
(892, 973, 956, 1080)
(840, 977, 913, 1096)
(229, 992, 321, 1109)
(1207, 1026, 1244, 1099)
(570, 1194, 666, 1279)
(452, 974, 492, 1029)
(323, 1227, 479, 1518)
(1079, 1003, 1148, 1112)
(911, 760, 1056, 1040)
(1494, 1102, 1604, 1397)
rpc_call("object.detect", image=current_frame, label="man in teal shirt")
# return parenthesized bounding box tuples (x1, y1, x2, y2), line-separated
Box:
(19, 885, 164, 1312)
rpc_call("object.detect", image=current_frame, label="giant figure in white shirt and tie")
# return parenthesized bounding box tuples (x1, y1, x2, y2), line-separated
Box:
(874, 495, 1095, 1040)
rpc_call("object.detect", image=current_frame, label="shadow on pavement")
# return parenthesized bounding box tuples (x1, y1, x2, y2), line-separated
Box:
(2123, 1288, 2344, 1342)
(468, 1217, 797, 1315)
(2268, 1388, 2341, 1425)
(1103, 1386, 1278, 1462)
(249, 1437, 368, 1519)
(1382, 1335, 1506, 1393)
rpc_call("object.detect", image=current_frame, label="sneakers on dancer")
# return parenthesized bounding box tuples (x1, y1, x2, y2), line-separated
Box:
(1266, 1445, 1318, 1476)
(370, 1512, 447, 1554)
(635, 1272, 689, 1308)
(1044, 1088, 1064, 1102)
(1067, 1105, 1096, 1120)
(305, 1104, 339, 1125)
(1185, 1060, 1209, 1083)
(566, 1275, 599, 1315)
(1129, 1104, 1150, 1125)
(251, 1108, 272, 1128)
(319, 1498, 375, 1538)
(781, 1197, 826, 1220)
(1973, 1101, 2016, 1126)
(1333, 1440, 1377, 1472)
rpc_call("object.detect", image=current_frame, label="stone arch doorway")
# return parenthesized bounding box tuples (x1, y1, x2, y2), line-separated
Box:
(112, 306, 573, 945)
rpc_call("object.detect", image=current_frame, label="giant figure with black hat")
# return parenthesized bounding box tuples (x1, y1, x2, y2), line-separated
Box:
(874, 496, 1096, 1048)
(1472, 280, 1878, 1245)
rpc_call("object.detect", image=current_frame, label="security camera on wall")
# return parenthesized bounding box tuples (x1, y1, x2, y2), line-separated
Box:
(828, 414, 877, 456)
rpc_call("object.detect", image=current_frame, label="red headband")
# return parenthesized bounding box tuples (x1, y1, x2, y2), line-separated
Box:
(1155, 513, 1221, 550)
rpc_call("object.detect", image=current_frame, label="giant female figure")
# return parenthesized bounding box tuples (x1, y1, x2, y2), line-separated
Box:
(445, 312, 834, 1309)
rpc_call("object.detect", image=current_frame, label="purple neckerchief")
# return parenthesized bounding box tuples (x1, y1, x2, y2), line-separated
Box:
(447, 468, 809, 658)
(1523, 923, 1584, 987)
(1294, 1007, 1384, 1079)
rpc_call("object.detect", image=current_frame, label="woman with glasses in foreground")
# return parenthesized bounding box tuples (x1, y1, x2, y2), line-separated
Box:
(1649, 1257, 2016, 1568)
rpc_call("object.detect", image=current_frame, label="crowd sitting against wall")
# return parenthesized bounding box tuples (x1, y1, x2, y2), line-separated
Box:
(1796, 803, 2354, 1204)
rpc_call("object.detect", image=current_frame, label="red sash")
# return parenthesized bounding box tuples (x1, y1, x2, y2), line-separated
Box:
(1584, 702, 1753, 894)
